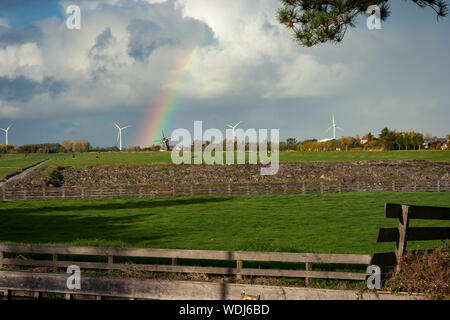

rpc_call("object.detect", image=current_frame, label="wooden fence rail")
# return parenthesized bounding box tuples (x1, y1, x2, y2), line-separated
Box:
(0, 243, 395, 282)
(1, 180, 448, 201)
(377, 203, 450, 271)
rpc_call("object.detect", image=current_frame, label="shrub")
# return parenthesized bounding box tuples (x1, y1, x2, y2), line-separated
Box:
(384, 241, 449, 300)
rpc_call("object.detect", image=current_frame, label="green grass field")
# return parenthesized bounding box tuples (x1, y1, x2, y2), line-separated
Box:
(0, 150, 448, 178)
(0, 154, 50, 178)
(0, 192, 448, 254)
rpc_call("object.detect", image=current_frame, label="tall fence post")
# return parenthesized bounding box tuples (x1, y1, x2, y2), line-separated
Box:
(302, 182, 306, 194)
(395, 205, 410, 272)
(437, 180, 440, 192)
(228, 184, 231, 196)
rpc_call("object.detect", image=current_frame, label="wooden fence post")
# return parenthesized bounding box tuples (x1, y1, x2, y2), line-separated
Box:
(81, 188, 85, 199)
(305, 262, 312, 286)
(6, 289, 11, 300)
(2, 188, 4, 201)
(190, 185, 193, 197)
(108, 255, 114, 275)
(0, 251, 3, 268)
(236, 260, 243, 280)
(395, 205, 410, 272)
(437, 180, 440, 192)
(228, 184, 231, 196)
(338, 182, 342, 194)
(392, 181, 396, 192)
(172, 258, 178, 266)
(53, 254, 58, 273)
(302, 182, 306, 194)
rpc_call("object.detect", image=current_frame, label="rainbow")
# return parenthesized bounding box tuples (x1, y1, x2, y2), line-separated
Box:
(135, 33, 209, 148)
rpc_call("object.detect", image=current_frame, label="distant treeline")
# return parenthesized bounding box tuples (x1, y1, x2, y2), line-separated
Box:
(280, 128, 449, 152)
(0, 127, 447, 154)
(0, 140, 157, 154)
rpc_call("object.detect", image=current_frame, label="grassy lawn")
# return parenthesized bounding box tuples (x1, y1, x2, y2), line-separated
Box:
(0, 150, 448, 178)
(0, 192, 448, 254)
(0, 154, 49, 178)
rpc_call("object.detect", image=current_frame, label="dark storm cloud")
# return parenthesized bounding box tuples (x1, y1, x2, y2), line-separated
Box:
(91, 27, 114, 52)
(126, 9, 216, 61)
(0, 24, 42, 46)
(0, 76, 67, 102)
(126, 19, 176, 61)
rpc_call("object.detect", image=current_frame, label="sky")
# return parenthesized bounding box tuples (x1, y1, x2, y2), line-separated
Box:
(0, 0, 449, 148)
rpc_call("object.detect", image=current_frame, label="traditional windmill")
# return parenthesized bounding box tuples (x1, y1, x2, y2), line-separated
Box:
(153, 130, 171, 151)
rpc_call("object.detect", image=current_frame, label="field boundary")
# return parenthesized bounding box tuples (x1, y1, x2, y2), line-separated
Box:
(0, 243, 391, 283)
(1, 180, 449, 201)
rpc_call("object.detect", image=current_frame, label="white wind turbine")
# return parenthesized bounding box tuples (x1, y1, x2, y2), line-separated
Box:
(114, 123, 131, 151)
(326, 113, 343, 140)
(226, 121, 242, 141)
(0, 123, 13, 145)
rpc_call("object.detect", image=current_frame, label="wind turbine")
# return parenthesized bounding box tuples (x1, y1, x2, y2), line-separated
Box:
(326, 113, 343, 140)
(114, 123, 131, 151)
(226, 121, 242, 141)
(0, 123, 13, 145)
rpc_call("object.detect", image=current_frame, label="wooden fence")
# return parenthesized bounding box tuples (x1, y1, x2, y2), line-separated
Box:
(0, 202, 448, 300)
(0, 243, 394, 283)
(1, 180, 448, 201)
(377, 203, 450, 271)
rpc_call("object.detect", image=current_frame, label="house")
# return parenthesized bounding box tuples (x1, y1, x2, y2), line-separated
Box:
(423, 137, 448, 150)
(360, 137, 369, 145)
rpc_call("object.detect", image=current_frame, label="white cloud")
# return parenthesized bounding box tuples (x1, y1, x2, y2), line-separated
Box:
(0, 0, 358, 120)
(178, 0, 356, 99)
(0, 43, 45, 82)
